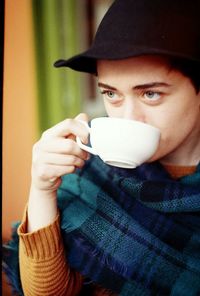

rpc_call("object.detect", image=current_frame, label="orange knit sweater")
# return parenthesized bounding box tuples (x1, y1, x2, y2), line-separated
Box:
(17, 164, 196, 296)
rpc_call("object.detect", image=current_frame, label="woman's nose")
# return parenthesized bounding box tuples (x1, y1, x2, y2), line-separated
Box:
(122, 100, 145, 122)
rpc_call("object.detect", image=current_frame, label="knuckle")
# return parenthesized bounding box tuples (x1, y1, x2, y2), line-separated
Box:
(41, 129, 51, 139)
(59, 118, 74, 135)
(65, 118, 74, 126)
(63, 118, 74, 131)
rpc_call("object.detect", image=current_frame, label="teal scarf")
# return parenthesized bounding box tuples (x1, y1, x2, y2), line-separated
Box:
(3, 156, 200, 295)
(57, 156, 200, 295)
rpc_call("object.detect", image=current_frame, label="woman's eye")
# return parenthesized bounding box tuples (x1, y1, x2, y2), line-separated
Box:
(101, 90, 118, 100)
(144, 91, 161, 100)
(105, 91, 116, 99)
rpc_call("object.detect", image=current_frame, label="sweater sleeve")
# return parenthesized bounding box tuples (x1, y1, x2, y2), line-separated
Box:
(17, 208, 83, 296)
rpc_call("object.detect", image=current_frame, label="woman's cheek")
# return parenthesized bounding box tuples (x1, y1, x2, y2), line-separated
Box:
(104, 102, 122, 118)
(147, 126, 172, 162)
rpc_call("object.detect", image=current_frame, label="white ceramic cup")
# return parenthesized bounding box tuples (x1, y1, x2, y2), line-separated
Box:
(77, 117, 160, 169)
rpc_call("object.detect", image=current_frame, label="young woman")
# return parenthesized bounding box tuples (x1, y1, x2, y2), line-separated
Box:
(4, 0, 200, 295)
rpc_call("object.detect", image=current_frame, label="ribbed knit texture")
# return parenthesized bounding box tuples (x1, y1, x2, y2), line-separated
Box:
(18, 211, 84, 296)
(17, 164, 197, 295)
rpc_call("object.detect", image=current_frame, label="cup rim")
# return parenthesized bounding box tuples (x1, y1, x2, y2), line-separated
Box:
(91, 117, 160, 133)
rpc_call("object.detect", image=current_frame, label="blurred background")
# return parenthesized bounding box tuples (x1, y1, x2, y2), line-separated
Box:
(3, 0, 113, 294)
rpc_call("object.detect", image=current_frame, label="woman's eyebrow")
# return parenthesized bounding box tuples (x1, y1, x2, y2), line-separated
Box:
(98, 82, 117, 91)
(98, 81, 171, 91)
(133, 82, 171, 90)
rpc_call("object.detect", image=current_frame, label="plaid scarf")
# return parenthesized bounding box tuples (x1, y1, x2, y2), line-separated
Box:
(3, 156, 200, 295)
(58, 156, 200, 295)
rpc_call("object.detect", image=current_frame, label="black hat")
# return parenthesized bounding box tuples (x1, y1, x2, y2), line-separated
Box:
(54, 0, 200, 74)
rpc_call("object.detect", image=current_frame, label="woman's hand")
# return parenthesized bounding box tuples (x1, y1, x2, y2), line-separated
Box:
(27, 113, 90, 232)
(31, 113, 90, 192)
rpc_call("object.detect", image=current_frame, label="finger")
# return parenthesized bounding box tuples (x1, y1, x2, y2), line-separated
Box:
(66, 113, 90, 142)
(35, 152, 86, 167)
(41, 113, 89, 141)
(35, 138, 89, 159)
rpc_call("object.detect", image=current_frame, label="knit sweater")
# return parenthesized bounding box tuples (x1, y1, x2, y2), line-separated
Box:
(17, 164, 196, 296)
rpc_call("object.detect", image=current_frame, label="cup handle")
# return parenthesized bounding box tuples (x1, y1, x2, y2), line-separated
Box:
(76, 120, 97, 155)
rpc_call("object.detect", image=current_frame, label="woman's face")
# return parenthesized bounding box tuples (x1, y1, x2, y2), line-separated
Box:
(97, 55, 200, 165)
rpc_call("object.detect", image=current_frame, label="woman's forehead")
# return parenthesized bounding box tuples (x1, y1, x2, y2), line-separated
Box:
(96, 55, 192, 90)
(97, 55, 173, 75)
(97, 55, 175, 81)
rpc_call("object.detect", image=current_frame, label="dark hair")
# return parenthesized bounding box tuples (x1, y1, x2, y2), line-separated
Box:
(170, 58, 200, 93)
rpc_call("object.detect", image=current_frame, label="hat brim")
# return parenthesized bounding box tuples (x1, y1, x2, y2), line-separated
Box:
(54, 50, 97, 74)
(54, 45, 200, 75)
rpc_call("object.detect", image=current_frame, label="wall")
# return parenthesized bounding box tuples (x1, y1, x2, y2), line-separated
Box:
(3, 1, 37, 294)
(3, 0, 37, 242)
